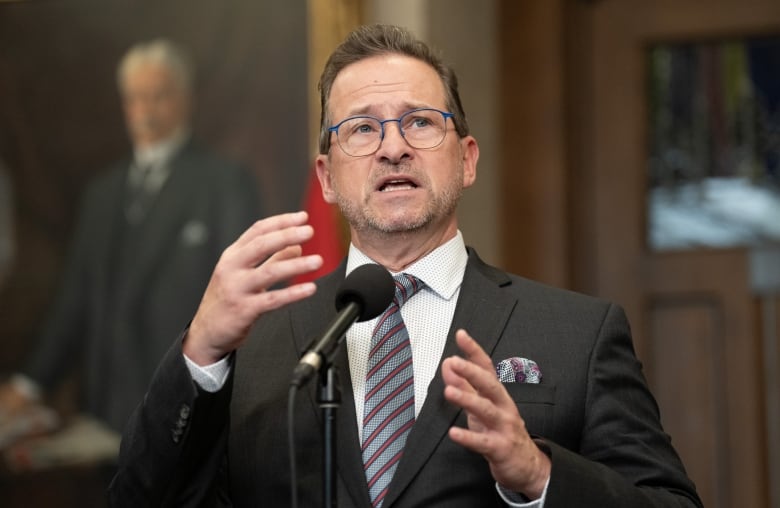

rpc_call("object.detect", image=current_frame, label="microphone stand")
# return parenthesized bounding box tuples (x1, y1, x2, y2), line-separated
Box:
(318, 361, 341, 508)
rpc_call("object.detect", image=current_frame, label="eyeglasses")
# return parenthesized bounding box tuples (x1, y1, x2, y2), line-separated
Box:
(327, 108, 455, 157)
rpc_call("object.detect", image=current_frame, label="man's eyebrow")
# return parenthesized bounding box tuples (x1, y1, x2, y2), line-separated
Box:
(342, 102, 433, 119)
(341, 105, 375, 118)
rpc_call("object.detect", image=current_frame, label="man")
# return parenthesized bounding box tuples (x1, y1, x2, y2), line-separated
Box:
(0, 39, 259, 435)
(109, 25, 702, 507)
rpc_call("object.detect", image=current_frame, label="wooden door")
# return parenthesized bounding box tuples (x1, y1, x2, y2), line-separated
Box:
(566, 1, 780, 507)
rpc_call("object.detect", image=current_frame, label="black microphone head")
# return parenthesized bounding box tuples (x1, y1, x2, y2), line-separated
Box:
(335, 263, 395, 321)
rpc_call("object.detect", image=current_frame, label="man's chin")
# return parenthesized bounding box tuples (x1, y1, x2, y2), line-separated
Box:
(365, 213, 432, 235)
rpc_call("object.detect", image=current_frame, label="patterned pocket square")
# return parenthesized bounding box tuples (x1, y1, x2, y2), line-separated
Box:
(495, 357, 542, 384)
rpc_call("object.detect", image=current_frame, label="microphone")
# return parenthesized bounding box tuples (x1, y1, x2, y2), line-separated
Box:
(290, 263, 395, 388)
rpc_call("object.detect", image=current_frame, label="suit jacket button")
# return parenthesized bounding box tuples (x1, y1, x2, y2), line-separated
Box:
(179, 404, 191, 419)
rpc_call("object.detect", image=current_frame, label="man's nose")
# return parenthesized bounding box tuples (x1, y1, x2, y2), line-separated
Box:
(376, 121, 410, 160)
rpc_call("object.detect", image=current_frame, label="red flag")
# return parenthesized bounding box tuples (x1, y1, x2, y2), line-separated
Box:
(292, 167, 345, 284)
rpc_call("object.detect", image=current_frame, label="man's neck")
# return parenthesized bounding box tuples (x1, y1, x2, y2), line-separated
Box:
(351, 221, 459, 272)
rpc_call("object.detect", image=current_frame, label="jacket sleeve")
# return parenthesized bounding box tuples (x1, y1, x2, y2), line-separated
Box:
(543, 303, 702, 508)
(108, 335, 234, 508)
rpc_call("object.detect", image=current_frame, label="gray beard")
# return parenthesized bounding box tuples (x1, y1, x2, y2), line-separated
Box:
(335, 175, 463, 237)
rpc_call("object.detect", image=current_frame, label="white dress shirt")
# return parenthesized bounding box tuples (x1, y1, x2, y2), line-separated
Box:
(133, 127, 188, 169)
(129, 128, 189, 193)
(345, 232, 467, 440)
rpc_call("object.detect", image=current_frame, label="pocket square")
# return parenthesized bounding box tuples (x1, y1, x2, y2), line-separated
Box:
(180, 220, 209, 246)
(496, 357, 542, 384)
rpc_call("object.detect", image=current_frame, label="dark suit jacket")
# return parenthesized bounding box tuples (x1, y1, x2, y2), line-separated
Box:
(23, 141, 259, 432)
(110, 249, 702, 507)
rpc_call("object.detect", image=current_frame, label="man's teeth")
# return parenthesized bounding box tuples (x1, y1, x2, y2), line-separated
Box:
(381, 180, 416, 191)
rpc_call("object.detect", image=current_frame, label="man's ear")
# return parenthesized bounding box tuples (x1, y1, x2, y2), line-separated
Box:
(461, 136, 479, 189)
(315, 155, 337, 204)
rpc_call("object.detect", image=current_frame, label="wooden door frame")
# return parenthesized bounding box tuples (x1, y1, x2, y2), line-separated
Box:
(568, 2, 779, 506)
(499, 1, 779, 506)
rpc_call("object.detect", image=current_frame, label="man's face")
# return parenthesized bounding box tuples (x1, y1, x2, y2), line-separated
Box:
(315, 54, 478, 240)
(120, 63, 190, 148)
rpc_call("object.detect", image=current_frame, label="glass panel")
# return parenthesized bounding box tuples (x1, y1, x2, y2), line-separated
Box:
(647, 36, 780, 250)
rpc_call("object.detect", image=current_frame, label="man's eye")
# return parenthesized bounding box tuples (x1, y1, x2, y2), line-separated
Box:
(405, 116, 432, 129)
(350, 122, 378, 135)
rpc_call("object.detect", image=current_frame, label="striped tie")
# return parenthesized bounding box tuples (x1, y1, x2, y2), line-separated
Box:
(362, 273, 423, 507)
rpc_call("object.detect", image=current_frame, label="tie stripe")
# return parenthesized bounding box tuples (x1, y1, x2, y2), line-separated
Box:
(364, 362, 413, 402)
(362, 390, 415, 437)
(362, 413, 415, 469)
(366, 345, 412, 379)
(362, 273, 423, 508)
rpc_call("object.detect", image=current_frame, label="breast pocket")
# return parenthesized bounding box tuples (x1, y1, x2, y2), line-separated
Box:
(503, 383, 556, 437)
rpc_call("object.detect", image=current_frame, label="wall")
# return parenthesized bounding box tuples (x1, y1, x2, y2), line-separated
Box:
(366, 0, 501, 267)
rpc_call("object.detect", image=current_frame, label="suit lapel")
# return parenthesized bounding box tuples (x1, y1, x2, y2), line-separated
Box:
(332, 331, 372, 507)
(121, 147, 194, 301)
(384, 249, 517, 507)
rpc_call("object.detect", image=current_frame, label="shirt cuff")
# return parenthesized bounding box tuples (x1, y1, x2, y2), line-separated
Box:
(10, 373, 42, 401)
(183, 354, 231, 393)
(496, 476, 550, 508)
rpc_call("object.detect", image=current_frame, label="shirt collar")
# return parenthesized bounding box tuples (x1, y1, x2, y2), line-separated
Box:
(133, 128, 190, 169)
(346, 230, 468, 301)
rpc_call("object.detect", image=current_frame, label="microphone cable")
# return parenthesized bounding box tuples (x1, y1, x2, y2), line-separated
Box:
(288, 385, 299, 508)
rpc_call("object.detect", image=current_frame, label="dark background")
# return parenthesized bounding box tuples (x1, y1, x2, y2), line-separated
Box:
(0, 0, 310, 374)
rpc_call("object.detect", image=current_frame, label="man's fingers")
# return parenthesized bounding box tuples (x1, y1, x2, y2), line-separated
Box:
(448, 422, 496, 456)
(243, 249, 323, 292)
(444, 380, 503, 425)
(267, 244, 303, 262)
(454, 329, 496, 372)
(441, 329, 493, 393)
(226, 211, 314, 269)
(444, 355, 508, 408)
(233, 211, 309, 249)
(238, 223, 315, 269)
(247, 280, 318, 314)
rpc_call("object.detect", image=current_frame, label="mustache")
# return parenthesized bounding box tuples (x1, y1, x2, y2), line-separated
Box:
(368, 162, 425, 188)
(370, 161, 418, 178)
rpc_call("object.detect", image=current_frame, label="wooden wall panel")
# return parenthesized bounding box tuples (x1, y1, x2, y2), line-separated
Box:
(560, 0, 778, 503)
(643, 250, 765, 506)
(757, 294, 780, 507)
(647, 299, 727, 508)
(498, 0, 570, 287)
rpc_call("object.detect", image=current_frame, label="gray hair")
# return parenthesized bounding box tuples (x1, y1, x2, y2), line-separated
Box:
(117, 39, 193, 93)
(317, 24, 470, 155)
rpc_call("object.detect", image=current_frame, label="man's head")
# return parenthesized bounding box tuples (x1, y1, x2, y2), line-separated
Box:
(117, 39, 192, 148)
(314, 24, 478, 257)
(317, 24, 470, 155)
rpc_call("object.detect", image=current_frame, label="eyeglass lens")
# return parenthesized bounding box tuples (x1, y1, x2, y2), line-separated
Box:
(335, 108, 449, 156)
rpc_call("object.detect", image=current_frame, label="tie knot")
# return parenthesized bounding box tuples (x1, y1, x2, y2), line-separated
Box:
(392, 273, 423, 308)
